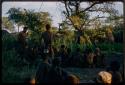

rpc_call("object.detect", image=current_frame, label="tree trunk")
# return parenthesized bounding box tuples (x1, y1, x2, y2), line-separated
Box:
(75, 28, 82, 44)
(18, 24, 19, 33)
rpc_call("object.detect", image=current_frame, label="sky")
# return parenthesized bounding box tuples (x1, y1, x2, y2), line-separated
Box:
(2, 1, 124, 32)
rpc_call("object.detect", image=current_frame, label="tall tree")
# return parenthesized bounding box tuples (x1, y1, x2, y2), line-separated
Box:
(62, 0, 118, 44)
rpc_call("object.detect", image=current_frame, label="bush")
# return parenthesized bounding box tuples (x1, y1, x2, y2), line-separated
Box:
(97, 43, 123, 52)
(2, 32, 17, 51)
(2, 31, 37, 83)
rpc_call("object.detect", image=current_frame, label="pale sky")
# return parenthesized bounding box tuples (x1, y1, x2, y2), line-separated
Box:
(2, 1, 123, 30)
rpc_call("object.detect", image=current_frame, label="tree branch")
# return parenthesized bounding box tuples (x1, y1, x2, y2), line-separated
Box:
(64, 0, 70, 17)
(80, 1, 103, 13)
(67, 3, 73, 13)
(83, 16, 107, 28)
(80, 20, 87, 30)
(63, 11, 76, 29)
(75, 1, 80, 15)
(86, 8, 113, 14)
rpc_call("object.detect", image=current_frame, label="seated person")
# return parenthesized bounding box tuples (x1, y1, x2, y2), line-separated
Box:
(93, 47, 102, 67)
(95, 60, 123, 85)
(47, 57, 69, 83)
(84, 48, 95, 68)
(58, 45, 68, 66)
(109, 60, 123, 84)
(35, 50, 51, 84)
(72, 47, 84, 67)
(66, 74, 80, 85)
(67, 47, 72, 59)
(96, 71, 112, 85)
(52, 46, 59, 58)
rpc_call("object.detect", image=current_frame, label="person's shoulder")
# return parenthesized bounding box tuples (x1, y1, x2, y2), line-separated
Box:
(18, 31, 23, 36)
(115, 71, 122, 77)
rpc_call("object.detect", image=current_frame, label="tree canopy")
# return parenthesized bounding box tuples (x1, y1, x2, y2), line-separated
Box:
(7, 8, 52, 33)
(2, 17, 15, 32)
(62, 1, 119, 30)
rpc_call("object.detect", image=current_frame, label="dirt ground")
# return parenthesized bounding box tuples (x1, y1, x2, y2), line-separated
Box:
(65, 68, 104, 83)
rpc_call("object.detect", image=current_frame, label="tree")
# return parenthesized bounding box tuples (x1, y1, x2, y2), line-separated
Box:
(106, 14, 124, 26)
(7, 8, 52, 32)
(62, 0, 118, 45)
(2, 17, 14, 32)
(7, 8, 24, 32)
(7, 8, 52, 45)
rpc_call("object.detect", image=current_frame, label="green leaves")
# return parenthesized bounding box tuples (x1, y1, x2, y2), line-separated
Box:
(7, 8, 52, 31)
(2, 17, 15, 32)
(7, 7, 52, 45)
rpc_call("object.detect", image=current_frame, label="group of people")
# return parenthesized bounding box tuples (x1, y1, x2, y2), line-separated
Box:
(17, 23, 105, 68)
(17, 24, 123, 84)
(34, 51, 80, 84)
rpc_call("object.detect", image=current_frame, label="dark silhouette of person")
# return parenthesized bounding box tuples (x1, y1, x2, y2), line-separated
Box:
(75, 27, 82, 44)
(35, 52, 51, 84)
(41, 24, 53, 49)
(17, 27, 29, 63)
(93, 47, 101, 67)
(47, 57, 69, 84)
(58, 45, 68, 66)
(109, 60, 123, 85)
(84, 48, 95, 68)
(72, 47, 83, 67)
(17, 27, 28, 49)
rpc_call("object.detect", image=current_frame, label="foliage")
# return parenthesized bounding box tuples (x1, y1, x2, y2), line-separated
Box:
(2, 31, 16, 51)
(7, 8, 52, 45)
(2, 32, 37, 83)
(2, 49, 37, 83)
(2, 17, 15, 32)
(97, 43, 123, 52)
(2, 4, 124, 83)
(7, 8, 52, 31)
(62, 1, 118, 30)
(84, 28, 106, 43)
(113, 24, 123, 43)
(2, 26, 123, 82)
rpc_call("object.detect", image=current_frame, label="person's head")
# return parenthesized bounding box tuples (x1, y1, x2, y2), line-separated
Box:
(97, 71, 112, 84)
(46, 24, 51, 31)
(61, 45, 65, 49)
(95, 47, 100, 52)
(23, 27, 28, 32)
(42, 53, 49, 61)
(66, 74, 80, 85)
(53, 47, 59, 54)
(60, 45, 65, 51)
(85, 48, 93, 55)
